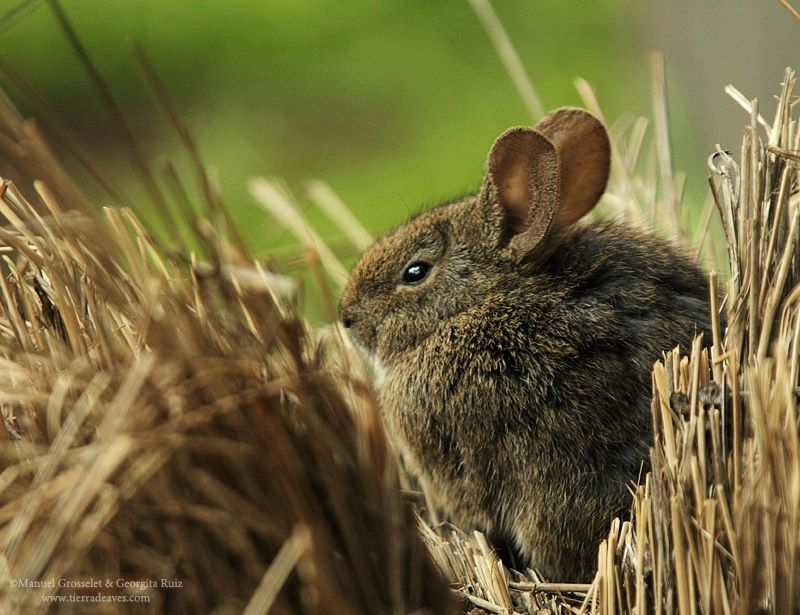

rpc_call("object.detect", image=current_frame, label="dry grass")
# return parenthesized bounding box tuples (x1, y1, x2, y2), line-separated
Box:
(0, 54, 453, 613)
(0, 2, 797, 613)
(591, 68, 800, 615)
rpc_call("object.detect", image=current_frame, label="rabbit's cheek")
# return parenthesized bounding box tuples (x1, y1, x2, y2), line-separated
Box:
(357, 328, 378, 355)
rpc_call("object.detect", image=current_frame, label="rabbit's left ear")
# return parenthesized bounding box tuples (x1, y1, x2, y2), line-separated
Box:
(485, 127, 560, 256)
(482, 108, 610, 259)
(533, 107, 610, 227)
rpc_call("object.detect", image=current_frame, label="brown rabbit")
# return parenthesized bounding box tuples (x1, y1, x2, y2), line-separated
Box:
(339, 108, 713, 581)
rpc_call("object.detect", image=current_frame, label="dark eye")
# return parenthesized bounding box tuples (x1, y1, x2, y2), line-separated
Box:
(402, 261, 431, 285)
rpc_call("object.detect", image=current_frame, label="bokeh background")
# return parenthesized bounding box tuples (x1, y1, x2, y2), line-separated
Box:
(0, 0, 796, 307)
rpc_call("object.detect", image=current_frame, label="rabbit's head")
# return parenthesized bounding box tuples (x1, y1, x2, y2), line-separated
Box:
(339, 108, 610, 368)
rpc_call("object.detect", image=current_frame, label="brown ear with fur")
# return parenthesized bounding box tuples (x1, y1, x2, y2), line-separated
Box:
(485, 127, 560, 257)
(533, 107, 611, 227)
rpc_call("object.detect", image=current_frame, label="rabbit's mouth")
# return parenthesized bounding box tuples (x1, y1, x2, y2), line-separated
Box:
(344, 323, 378, 357)
(345, 332, 388, 388)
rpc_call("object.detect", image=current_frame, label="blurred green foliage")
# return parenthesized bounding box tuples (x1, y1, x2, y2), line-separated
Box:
(0, 1, 711, 317)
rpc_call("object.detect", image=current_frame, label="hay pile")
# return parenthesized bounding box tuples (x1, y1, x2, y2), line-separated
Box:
(593, 68, 800, 614)
(0, 78, 453, 612)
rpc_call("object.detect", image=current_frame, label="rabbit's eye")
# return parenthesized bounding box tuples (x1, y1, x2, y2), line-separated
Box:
(402, 261, 430, 285)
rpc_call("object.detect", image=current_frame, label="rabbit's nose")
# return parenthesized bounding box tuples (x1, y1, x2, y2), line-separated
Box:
(340, 308, 354, 329)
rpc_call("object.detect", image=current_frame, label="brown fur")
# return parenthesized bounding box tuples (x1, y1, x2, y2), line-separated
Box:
(339, 108, 712, 581)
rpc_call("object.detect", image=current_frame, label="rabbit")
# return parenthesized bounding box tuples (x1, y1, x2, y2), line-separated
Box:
(338, 107, 713, 581)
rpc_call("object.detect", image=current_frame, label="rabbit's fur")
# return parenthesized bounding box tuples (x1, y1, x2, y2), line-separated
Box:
(339, 108, 713, 581)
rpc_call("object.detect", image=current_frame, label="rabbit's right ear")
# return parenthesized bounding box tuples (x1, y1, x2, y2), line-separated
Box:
(484, 127, 560, 257)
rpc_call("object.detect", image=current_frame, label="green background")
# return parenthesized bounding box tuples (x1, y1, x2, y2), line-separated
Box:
(0, 1, 795, 318)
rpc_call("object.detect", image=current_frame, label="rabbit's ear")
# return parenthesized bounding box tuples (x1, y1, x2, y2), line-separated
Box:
(486, 127, 560, 255)
(533, 107, 610, 226)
